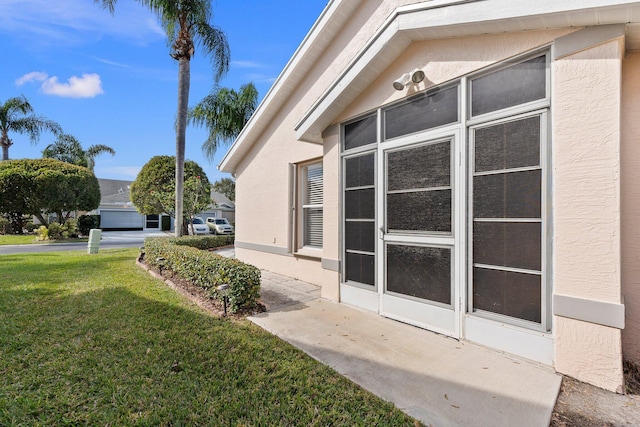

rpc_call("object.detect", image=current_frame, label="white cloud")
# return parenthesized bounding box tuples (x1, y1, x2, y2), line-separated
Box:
(15, 71, 48, 86)
(93, 57, 130, 68)
(16, 71, 104, 98)
(245, 73, 278, 84)
(231, 60, 263, 69)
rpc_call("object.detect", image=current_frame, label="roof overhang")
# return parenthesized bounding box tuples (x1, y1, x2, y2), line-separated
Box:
(296, 0, 640, 144)
(219, 0, 640, 173)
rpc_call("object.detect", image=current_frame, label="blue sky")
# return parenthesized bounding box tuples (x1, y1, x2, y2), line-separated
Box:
(0, 0, 327, 183)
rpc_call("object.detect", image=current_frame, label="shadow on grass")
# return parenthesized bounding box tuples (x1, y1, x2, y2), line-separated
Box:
(0, 267, 415, 426)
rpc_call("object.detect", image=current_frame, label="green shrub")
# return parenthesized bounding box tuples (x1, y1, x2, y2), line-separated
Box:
(24, 221, 37, 233)
(64, 219, 79, 238)
(77, 214, 98, 236)
(171, 234, 235, 250)
(0, 217, 11, 235)
(36, 225, 49, 241)
(144, 236, 259, 314)
(47, 222, 65, 240)
(36, 221, 79, 241)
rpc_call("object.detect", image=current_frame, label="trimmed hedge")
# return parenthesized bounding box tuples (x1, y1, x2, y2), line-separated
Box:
(143, 236, 259, 314)
(171, 234, 235, 251)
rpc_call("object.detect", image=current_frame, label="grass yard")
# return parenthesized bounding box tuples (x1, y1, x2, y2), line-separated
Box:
(0, 234, 39, 245)
(0, 249, 416, 426)
(0, 235, 88, 245)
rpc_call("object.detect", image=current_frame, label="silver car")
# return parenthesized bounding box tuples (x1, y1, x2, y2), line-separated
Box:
(206, 217, 235, 235)
(188, 217, 210, 235)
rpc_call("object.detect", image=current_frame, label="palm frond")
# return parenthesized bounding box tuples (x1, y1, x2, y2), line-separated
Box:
(10, 116, 62, 144)
(195, 23, 229, 82)
(189, 82, 258, 161)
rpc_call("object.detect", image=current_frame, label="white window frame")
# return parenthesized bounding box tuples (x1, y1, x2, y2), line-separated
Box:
(293, 159, 323, 255)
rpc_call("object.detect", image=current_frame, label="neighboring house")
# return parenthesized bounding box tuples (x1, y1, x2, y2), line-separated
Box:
(93, 178, 167, 231)
(200, 191, 236, 224)
(219, 0, 640, 392)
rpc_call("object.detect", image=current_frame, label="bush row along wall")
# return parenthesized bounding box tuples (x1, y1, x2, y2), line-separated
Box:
(143, 236, 260, 313)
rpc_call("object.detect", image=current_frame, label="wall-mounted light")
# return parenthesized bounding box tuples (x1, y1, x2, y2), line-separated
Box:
(393, 68, 425, 91)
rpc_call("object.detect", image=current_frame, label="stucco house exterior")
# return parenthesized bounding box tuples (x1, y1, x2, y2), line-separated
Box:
(200, 191, 236, 224)
(94, 179, 166, 230)
(219, 0, 640, 393)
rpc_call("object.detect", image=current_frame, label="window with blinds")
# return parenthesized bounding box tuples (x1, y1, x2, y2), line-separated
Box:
(302, 162, 323, 248)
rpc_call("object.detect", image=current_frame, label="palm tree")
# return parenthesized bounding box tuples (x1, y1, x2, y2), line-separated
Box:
(188, 82, 258, 161)
(0, 96, 62, 161)
(42, 133, 115, 171)
(97, 0, 230, 237)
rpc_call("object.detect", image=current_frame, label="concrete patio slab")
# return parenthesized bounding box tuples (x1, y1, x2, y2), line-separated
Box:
(249, 270, 562, 427)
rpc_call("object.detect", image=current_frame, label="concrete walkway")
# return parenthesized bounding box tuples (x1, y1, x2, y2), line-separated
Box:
(248, 269, 562, 427)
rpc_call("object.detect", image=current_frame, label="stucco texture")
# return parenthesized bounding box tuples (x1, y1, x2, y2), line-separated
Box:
(621, 50, 640, 365)
(552, 38, 624, 392)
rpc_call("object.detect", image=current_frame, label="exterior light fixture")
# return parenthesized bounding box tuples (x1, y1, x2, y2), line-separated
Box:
(393, 68, 426, 90)
(218, 283, 230, 316)
(411, 68, 425, 83)
(392, 73, 411, 90)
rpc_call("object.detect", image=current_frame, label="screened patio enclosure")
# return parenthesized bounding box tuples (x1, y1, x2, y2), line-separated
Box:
(340, 51, 552, 364)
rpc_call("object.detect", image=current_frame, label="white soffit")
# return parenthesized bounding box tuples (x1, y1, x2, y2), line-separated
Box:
(295, 0, 640, 143)
(218, 0, 363, 173)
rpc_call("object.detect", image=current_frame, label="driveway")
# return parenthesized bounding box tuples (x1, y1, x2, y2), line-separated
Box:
(0, 230, 171, 254)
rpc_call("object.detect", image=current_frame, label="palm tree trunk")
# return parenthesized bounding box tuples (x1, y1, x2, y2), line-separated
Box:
(174, 57, 191, 237)
(1, 133, 9, 160)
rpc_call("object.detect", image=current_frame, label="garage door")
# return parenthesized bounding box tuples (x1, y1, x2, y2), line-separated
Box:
(100, 210, 144, 229)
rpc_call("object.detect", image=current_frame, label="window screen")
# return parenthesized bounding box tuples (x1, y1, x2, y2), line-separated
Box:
(471, 55, 546, 117)
(386, 244, 452, 305)
(344, 114, 377, 151)
(386, 141, 452, 233)
(344, 152, 376, 287)
(384, 86, 458, 140)
(302, 163, 323, 248)
(471, 114, 543, 324)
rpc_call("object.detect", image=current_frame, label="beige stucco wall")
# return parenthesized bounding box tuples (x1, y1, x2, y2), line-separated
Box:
(622, 50, 640, 365)
(231, 0, 428, 297)
(232, 0, 633, 392)
(337, 29, 573, 122)
(552, 38, 624, 392)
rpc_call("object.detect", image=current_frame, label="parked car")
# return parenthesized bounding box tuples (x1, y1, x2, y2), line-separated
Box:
(188, 217, 210, 235)
(206, 217, 235, 235)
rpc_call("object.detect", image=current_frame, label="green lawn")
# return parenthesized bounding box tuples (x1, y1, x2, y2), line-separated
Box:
(0, 234, 88, 245)
(0, 249, 416, 426)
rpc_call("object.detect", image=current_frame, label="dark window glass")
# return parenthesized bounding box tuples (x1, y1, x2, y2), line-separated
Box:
(475, 116, 540, 173)
(385, 86, 458, 140)
(345, 221, 375, 253)
(473, 170, 541, 218)
(387, 190, 451, 232)
(387, 141, 450, 191)
(346, 252, 375, 286)
(471, 55, 546, 116)
(345, 153, 375, 188)
(345, 188, 375, 219)
(473, 267, 541, 323)
(473, 222, 541, 271)
(386, 245, 451, 305)
(344, 114, 377, 151)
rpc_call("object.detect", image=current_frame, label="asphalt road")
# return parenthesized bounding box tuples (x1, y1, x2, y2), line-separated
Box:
(0, 231, 169, 255)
